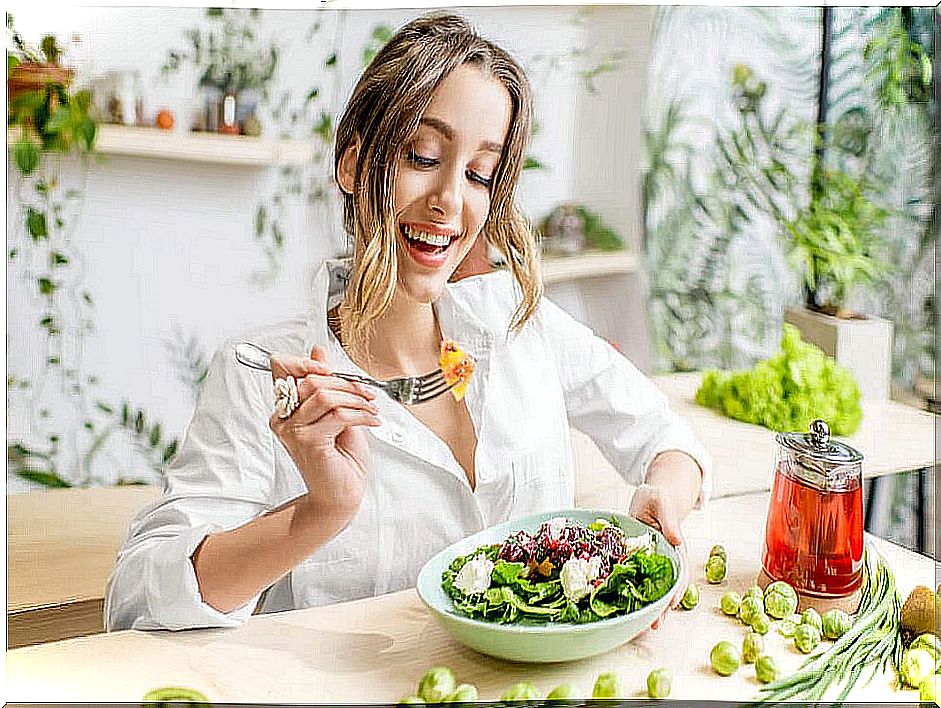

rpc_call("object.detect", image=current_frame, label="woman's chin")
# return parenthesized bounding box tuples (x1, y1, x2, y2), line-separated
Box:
(397, 275, 451, 305)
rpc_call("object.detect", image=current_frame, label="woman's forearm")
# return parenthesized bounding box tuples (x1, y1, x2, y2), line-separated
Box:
(644, 450, 703, 520)
(192, 497, 345, 614)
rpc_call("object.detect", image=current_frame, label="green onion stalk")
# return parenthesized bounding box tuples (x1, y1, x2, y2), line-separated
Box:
(757, 548, 901, 702)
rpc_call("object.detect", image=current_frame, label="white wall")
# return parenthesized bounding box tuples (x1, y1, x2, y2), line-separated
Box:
(6, 5, 655, 490)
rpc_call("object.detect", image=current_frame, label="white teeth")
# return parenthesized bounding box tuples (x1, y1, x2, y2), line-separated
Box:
(404, 225, 453, 247)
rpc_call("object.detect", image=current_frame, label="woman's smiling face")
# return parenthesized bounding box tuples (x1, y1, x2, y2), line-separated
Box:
(392, 63, 512, 303)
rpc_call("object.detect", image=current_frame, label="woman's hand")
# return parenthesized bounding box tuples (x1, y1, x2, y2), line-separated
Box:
(629, 483, 689, 630)
(269, 345, 381, 535)
(629, 450, 702, 630)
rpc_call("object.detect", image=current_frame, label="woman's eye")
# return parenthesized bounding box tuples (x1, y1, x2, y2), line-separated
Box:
(406, 149, 438, 168)
(467, 170, 493, 188)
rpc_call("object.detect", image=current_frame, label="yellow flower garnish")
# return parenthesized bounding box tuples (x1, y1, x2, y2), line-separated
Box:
(439, 340, 475, 401)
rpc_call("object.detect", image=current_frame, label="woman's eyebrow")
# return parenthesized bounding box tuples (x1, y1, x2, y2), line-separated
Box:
(419, 116, 504, 155)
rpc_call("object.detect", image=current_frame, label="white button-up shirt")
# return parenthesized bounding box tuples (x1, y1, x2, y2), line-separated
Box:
(105, 260, 712, 631)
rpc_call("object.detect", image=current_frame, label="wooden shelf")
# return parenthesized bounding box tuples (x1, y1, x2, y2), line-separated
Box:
(541, 250, 638, 284)
(8, 124, 316, 167)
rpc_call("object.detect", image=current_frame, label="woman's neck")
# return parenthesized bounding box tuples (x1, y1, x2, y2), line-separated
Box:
(340, 290, 442, 377)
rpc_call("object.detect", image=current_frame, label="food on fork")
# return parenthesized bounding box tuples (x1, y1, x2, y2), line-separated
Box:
(439, 340, 475, 401)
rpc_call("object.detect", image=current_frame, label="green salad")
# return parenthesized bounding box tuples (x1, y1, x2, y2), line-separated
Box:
(441, 516, 676, 624)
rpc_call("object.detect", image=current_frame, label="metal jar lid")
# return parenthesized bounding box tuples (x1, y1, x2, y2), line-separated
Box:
(775, 419, 863, 465)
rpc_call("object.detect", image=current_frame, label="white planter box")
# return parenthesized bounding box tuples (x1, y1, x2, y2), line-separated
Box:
(784, 307, 893, 403)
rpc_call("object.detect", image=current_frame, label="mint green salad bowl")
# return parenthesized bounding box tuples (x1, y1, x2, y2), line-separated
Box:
(415, 508, 683, 663)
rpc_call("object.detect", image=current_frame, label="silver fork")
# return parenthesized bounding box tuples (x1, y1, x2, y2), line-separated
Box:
(234, 342, 456, 406)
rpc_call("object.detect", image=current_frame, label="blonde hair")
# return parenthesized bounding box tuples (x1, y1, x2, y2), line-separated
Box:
(334, 12, 542, 359)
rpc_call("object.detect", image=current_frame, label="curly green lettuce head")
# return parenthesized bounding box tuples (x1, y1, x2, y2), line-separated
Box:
(695, 324, 862, 435)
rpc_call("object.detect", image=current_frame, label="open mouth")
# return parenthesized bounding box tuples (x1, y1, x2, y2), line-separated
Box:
(400, 223, 460, 256)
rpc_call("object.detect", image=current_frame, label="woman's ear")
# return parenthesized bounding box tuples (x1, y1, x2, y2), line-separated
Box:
(336, 137, 360, 195)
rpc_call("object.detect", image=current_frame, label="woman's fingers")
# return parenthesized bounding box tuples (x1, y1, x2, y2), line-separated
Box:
(270, 352, 330, 381)
(290, 386, 379, 428)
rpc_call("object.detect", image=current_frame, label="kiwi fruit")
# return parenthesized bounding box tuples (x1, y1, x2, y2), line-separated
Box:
(900, 585, 940, 637)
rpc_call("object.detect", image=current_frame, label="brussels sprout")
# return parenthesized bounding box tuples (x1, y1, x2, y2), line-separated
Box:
(755, 654, 781, 684)
(739, 596, 764, 626)
(744, 585, 764, 602)
(445, 684, 478, 703)
(776, 619, 798, 638)
(919, 673, 938, 703)
(709, 544, 727, 561)
(901, 648, 937, 688)
(592, 672, 626, 698)
(681, 583, 701, 610)
(720, 591, 742, 616)
(751, 612, 772, 635)
(397, 698, 425, 705)
(418, 667, 457, 703)
(763, 581, 798, 619)
(705, 555, 727, 584)
(910, 633, 941, 663)
(800, 608, 822, 632)
(794, 623, 822, 654)
(710, 641, 742, 676)
(647, 668, 673, 699)
(500, 681, 540, 701)
(820, 609, 851, 640)
(546, 683, 578, 700)
(742, 631, 765, 664)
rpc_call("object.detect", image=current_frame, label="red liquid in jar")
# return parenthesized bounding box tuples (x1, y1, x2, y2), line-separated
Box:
(762, 462, 863, 596)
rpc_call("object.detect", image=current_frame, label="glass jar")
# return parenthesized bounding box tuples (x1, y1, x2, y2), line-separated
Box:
(761, 420, 864, 597)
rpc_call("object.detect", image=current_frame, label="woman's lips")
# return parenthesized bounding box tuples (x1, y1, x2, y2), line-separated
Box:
(400, 223, 461, 269)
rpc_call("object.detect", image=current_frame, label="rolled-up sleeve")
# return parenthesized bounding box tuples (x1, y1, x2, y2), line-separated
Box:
(104, 339, 307, 631)
(536, 298, 713, 508)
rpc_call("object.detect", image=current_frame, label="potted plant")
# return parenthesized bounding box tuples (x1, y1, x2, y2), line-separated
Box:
(6, 14, 96, 176)
(162, 8, 279, 135)
(6, 15, 74, 103)
(781, 165, 895, 402)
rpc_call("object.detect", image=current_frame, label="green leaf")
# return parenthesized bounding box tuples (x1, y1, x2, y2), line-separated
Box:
(26, 207, 48, 240)
(325, 53, 337, 67)
(149, 423, 162, 448)
(313, 112, 332, 142)
(78, 119, 96, 151)
(162, 439, 178, 464)
(522, 156, 545, 171)
(37, 277, 56, 296)
(44, 104, 71, 134)
(17, 470, 71, 488)
(50, 251, 69, 266)
(95, 401, 114, 415)
(134, 410, 145, 435)
(13, 138, 40, 175)
(254, 205, 267, 237)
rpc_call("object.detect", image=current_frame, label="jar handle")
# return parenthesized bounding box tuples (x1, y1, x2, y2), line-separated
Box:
(808, 419, 830, 450)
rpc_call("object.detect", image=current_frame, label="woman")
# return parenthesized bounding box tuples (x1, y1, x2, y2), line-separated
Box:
(105, 12, 711, 631)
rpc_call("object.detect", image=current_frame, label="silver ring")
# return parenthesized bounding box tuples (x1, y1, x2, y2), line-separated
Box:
(273, 376, 299, 418)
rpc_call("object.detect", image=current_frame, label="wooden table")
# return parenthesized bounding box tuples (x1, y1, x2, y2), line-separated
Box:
(6, 372, 935, 650)
(6, 485, 160, 648)
(5, 492, 931, 704)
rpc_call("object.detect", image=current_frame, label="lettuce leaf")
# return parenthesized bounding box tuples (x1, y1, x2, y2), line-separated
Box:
(696, 324, 862, 435)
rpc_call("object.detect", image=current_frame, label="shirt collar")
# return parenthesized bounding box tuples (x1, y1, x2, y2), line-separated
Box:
(309, 258, 503, 359)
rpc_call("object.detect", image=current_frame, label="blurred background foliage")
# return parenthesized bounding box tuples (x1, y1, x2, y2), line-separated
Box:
(642, 7, 935, 391)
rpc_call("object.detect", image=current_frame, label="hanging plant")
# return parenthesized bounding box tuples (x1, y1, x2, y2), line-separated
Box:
(7, 14, 179, 489)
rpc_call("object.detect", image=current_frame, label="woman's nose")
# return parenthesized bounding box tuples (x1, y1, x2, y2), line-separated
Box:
(428, 166, 462, 218)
